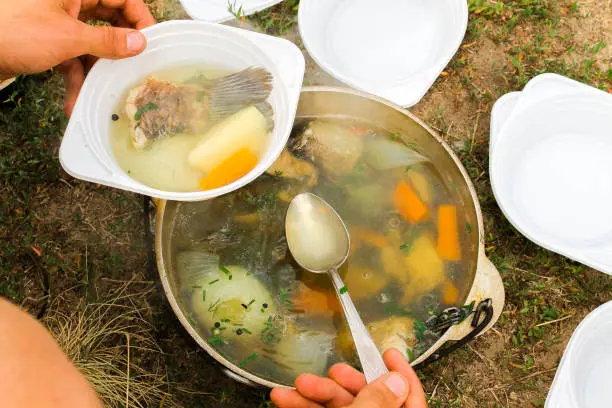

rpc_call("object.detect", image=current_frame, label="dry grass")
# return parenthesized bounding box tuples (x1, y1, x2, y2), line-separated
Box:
(42, 283, 180, 408)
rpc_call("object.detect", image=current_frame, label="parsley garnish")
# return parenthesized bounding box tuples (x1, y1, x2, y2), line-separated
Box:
(134, 102, 158, 121)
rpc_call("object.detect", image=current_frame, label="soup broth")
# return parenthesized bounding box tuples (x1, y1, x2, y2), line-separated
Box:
(110, 66, 273, 192)
(169, 118, 475, 386)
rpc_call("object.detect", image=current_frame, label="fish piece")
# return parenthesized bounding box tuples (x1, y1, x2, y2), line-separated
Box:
(296, 120, 364, 177)
(124, 77, 208, 149)
(124, 68, 273, 150)
(266, 149, 319, 186)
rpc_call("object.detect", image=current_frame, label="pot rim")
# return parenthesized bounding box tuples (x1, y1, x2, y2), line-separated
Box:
(155, 86, 493, 388)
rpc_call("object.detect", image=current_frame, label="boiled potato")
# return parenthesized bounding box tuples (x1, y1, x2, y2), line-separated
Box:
(401, 235, 445, 304)
(337, 316, 416, 361)
(188, 106, 269, 173)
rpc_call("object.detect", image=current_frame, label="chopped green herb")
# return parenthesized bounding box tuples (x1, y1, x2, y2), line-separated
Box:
(260, 308, 265, 313)
(127, 170, 131, 175)
(243, 328, 252, 335)
(247, 299, 256, 307)
(209, 335, 224, 346)
(339, 286, 348, 295)
(399, 243, 409, 250)
(405, 142, 418, 149)
(260, 315, 284, 345)
(212, 327, 221, 336)
(232, 323, 243, 327)
(279, 288, 292, 307)
(192, 285, 203, 289)
(134, 102, 158, 121)
(414, 320, 427, 342)
(208, 298, 221, 313)
(406, 347, 415, 362)
(219, 265, 232, 280)
(202, 289, 206, 302)
(274, 170, 283, 177)
(404, 166, 412, 172)
(208, 279, 220, 285)
(221, 318, 230, 323)
(390, 132, 401, 141)
(239, 352, 258, 368)
(466, 222, 472, 233)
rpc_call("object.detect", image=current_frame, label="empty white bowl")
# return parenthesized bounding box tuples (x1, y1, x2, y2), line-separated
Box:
(60, 20, 305, 201)
(179, 0, 285, 23)
(298, 0, 468, 107)
(545, 301, 612, 408)
(490, 74, 612, 275)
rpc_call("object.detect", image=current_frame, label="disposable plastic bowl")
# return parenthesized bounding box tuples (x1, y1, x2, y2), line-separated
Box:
(298, 0, 468, 107)
(179, 0, 285, 23)
(490, 74, 612, 275)
(60, 20, 305, 201)
(545, 301, 612, 408)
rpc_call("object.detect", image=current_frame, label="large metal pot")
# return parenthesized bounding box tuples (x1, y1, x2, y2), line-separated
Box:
(155, 87, 505, 388)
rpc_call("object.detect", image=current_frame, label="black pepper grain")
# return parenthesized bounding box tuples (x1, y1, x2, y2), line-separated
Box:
(236, 329, 243, 335)
(214, 322, 221, 328)
(111, 113, 119, 121)
(262, 303, 268, 309)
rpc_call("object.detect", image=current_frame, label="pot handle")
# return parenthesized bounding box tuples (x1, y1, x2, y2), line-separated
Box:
(446, 250, 505, 341)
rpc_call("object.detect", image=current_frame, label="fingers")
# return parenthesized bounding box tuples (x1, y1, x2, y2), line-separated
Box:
(383, 349, 428, 408)
(57, 59, 85, 117)
(328, 363, 367, 396)
(270, 388, 324, 408)
(82, 0, 155, 29)
(75, 21, 147, 59)
(349, 372, 410, 408)
(294, 373, 355, 408)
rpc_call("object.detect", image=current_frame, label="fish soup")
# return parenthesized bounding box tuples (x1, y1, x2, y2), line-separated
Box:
(168, 118, 476, 386)
(110, 66, 274, 192)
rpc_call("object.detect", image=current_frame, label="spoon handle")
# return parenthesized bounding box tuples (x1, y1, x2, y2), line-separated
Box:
(328, 267, 389, 383)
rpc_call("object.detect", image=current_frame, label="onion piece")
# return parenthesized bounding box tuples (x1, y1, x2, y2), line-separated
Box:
(363, 138, 428, 170)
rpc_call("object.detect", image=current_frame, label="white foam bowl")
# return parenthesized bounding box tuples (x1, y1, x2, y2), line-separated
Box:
(298, 0, 468, 107)
(545, 301, 612, 408)
(490, 74, 612, 274)
(179, 0, 285, 23)
(60, 20, 305, 201)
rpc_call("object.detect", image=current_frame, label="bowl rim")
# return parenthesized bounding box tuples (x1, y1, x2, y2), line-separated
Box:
(60, 20, 305, 202)
(297, 0, 468, 107)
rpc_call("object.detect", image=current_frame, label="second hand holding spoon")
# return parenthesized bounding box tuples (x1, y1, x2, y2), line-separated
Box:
(285, 193, 389, 383)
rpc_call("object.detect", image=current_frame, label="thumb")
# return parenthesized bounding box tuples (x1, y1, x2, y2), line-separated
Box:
(77, 23, 147, 60)
(350, 372, 409, 408)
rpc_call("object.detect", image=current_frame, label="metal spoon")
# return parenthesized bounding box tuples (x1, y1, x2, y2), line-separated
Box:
(285, 193, 389, 383)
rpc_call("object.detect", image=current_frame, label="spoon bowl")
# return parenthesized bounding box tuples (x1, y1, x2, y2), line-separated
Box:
(285, 193, 389, 383)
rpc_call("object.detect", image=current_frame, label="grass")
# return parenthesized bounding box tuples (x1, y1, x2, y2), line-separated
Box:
(43, 283, 180, 408)
(0, 0, 611, 407)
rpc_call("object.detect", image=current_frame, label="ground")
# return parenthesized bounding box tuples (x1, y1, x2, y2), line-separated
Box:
(1, 1, 611, 407)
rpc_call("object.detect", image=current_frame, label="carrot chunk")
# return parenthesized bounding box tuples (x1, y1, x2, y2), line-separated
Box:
(199, 148, 258, 190)
(393, 180, 428, 223)
(437, 205, 461, 261)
